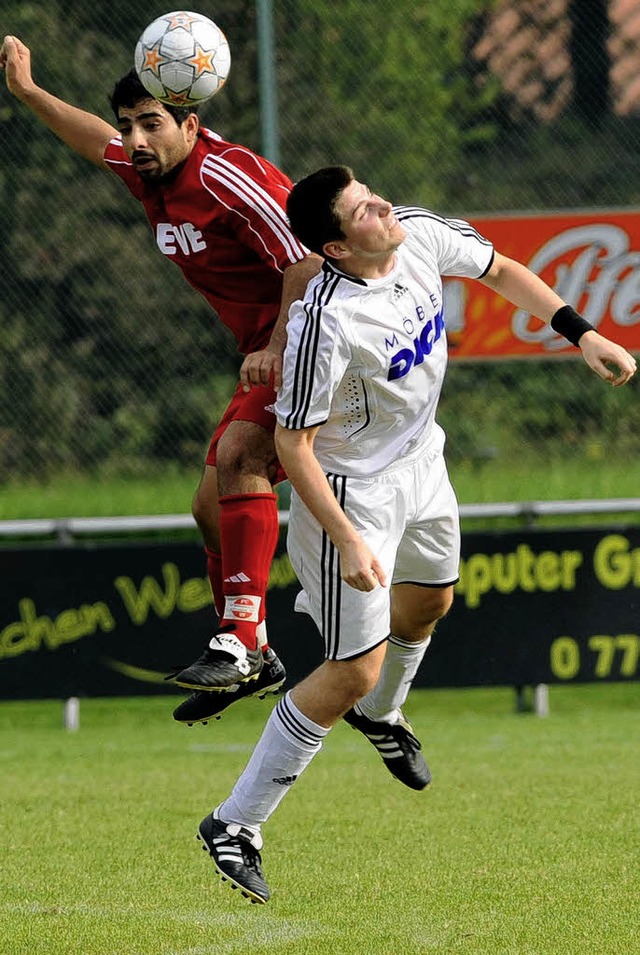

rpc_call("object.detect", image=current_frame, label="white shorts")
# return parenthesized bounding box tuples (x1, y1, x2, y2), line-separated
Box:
(287, 440, 460, 660)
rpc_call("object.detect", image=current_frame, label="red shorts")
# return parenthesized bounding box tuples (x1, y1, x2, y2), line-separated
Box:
(205, 381, 287, 485)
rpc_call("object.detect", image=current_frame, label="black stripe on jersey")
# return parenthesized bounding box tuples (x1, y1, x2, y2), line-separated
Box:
(393, 205, 493, 249)
(321, 473, 347, 660)
(322, 260, 368, 286)
(477, 249, 495, 278)
(285, 270, 341, 430)
(478, 249, 496, 279)
(274, 695, 323, 748)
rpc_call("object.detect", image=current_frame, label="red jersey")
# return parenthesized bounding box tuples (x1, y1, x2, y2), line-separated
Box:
(104, 128, 306, 354)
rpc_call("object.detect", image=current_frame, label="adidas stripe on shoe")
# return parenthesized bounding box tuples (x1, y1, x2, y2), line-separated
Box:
(197, 811, 270, 904)
(343, 706, 431, 791)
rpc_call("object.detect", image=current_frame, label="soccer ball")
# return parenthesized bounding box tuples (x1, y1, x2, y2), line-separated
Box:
(134, 10, 231, 107)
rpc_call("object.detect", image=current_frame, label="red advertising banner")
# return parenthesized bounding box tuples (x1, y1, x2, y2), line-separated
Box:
(445, 210, 640, 359)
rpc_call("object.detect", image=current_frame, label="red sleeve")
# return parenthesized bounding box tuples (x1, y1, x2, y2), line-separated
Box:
(199, 145, 307, 272)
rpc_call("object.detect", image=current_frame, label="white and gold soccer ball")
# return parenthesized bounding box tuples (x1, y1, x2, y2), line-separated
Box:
(134, 10, 231, 107)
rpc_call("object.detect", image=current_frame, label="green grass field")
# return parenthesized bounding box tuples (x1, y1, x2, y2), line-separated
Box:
(1, 456, 640, 523)
(2, 684, 638, 955)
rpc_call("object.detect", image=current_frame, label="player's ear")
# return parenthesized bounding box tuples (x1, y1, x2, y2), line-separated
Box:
(185, 112, 200, 138)
(323, 239, 349, 260)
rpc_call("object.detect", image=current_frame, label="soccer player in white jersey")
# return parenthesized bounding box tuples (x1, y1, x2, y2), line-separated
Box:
(194, 166, 636, 903)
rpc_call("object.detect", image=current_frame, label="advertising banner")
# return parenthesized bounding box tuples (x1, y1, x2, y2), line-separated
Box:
(433, 526, 639, 686)
(0, 537, 324, 702)
(445, 210, 640, 359)
(0, 527, 638, 700)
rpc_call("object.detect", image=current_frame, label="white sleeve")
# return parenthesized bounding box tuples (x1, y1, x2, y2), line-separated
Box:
(434, 214, 494, 277)
(275, 298, 351, 430)
(398, 207, 494, 279)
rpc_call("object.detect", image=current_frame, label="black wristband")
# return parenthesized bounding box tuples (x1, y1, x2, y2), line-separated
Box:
(550, 305, 595, 347)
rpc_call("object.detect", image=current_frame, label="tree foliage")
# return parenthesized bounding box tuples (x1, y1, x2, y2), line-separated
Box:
(1, 0, 636, 482)
(277, 0, 497, 206)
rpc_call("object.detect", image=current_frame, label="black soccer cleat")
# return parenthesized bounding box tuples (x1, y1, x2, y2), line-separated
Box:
(173, 648, 286, 725)
(170, 626, 264, 691)
(197, 811, 270, 904)
(343, 706, 432, 791)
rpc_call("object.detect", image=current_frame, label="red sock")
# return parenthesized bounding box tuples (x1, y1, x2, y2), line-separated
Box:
(205, 544, 270, 652)
(218, 492, 279, 651)
(204, 546, 224, 619)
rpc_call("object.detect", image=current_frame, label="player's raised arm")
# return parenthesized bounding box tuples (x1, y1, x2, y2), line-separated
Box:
(1, 35, 117, 166)
(480, 251, 637, 386)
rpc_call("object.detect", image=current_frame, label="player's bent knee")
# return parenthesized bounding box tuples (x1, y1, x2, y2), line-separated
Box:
(291, 656, 381, 724)
(216, 424, 275, 477)
(191, 496, 221, 549)
(192, 494, 212, 527)
(391, 583, 454, 638)
(415, 594, 453, 632)
(324, 655, 382, 706)
(429, 588, 454, 620)
(192, 494, 205, 524)
(351, 669, 380, 702)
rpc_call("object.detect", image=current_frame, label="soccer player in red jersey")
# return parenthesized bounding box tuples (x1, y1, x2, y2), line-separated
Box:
(1, 35, 321, 722)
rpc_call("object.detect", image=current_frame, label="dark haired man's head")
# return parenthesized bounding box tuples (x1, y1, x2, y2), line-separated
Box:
(286, 165, 354, 258)
(110, 68, 201, 182)
(109, 68, 197, 126)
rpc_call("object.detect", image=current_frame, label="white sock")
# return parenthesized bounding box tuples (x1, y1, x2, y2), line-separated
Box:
(357, 633, 431, 724)
(218, 691, 329, 830)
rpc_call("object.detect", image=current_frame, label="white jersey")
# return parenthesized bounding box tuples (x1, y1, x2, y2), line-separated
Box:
(275, 206, 494, 477)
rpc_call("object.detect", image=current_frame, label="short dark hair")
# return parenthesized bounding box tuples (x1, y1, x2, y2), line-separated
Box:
(286, 165, 354, 257)
(109, 68, 198, 126)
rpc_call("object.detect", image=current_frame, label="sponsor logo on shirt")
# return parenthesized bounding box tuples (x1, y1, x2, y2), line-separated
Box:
(386, 305, 445, 381)
(156, 222, 206, 256)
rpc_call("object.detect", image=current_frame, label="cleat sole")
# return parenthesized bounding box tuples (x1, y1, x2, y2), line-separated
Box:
(175, 677, 285, 726)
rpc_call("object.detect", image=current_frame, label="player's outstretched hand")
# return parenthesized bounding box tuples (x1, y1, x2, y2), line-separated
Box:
(240, 347, 283, 393)
(0, 35, 34, 98)
(579, 331, 637, 387)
